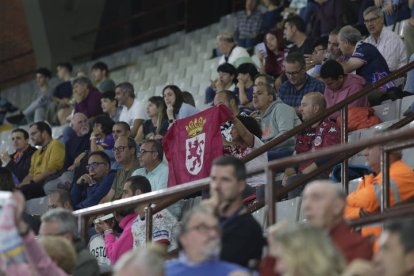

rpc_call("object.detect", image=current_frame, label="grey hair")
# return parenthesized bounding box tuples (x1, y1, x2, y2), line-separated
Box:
(41, 208, 80, 240)
(363, 6, 384, 19)
(116, 82, 135, 98)
(338, 25, 362, 45)
(178, 205, 215, 236)
(113, 249, 164, 276)
(72, 76, 93, 89)
(217, 32, 234, 43)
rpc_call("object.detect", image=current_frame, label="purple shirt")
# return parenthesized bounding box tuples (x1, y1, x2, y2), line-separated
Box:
(74, 88, 103, 118)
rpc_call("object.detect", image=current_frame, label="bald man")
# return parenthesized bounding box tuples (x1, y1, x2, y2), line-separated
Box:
(216, 32, 250, 68)
(302, 180, 373, 263)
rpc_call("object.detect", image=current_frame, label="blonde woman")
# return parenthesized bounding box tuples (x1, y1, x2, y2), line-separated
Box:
(269, 224, 345, 276)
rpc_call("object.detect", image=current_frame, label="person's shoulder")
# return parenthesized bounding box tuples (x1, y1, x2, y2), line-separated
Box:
(215, 260, 249, 273)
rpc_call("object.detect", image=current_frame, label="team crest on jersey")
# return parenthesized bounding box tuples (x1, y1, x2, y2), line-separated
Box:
(185, 117, 207, 175)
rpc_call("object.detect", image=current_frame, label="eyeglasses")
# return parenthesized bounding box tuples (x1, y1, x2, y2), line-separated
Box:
(113, 146, 128, 153)
(86, 162, 106, 170)
(285, 67, 304, 76)
(138, 150, 155, 156)
(187, 223, 220, 234)
(364, 16, 380, 24)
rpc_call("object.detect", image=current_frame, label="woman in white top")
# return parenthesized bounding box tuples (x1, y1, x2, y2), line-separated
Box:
(162, 85, 198, 123)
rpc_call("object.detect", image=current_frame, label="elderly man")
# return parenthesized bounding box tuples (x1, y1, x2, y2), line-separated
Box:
(363, 6, 407, 73)
(216, 32, 251, 67)
(72, 77, 103, 119)
(39, 208, 100, 276)
(64, 113, 91, 170)
(165, 205, 249, 276)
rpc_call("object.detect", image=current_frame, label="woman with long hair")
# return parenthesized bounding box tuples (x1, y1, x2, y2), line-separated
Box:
(162, 85, 198, 123)
(257, 28, 285, 79)
(135, 96, 169, 144)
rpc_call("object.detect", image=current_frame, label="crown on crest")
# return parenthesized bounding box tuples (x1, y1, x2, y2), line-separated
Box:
(185, 117, 206, 137)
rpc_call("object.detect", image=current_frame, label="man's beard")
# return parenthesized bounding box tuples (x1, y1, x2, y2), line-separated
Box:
(201, 238, 221, 260)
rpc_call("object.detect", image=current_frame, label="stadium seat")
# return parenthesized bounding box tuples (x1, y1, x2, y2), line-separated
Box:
(276, 196, 302, 223)
(400, 95, 414, 118)
(372, 100, 401, 122)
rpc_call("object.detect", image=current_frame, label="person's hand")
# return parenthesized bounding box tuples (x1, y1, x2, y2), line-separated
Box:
(166, 104, 174, 119)
(374, 0, 383, 7)
(236, 79, 245, 90)
(153, 134, 163, 140)
(215, 79, 224, 91)
(256, 51, 265, 63)
(101, 219, 115, 232)
(12, 191, 29, 234)
(0, 152, 10, 165)
(76, 173, 95, 185)
(342, 259, 375, 276)
(70, 152, 86, 171)
(210, 78, 218, 90)
(383, 2, 394, 15)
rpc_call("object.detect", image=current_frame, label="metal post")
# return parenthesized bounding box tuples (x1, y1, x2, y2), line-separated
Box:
(340, 107, 349, 194)
(381, 150, 390, 211)
(145, 205, 153, 243)
(266, 167, 276, 225)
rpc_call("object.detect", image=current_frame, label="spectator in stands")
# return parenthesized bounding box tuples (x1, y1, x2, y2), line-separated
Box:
(1, 128, 36, 183)
(205, 63, 237, 105)
(302, 180, 373, 262)
(327, 28, 345, 62)
(182, 91, 196, 107)
(113, 247, 165, 276)
(216, 32, 251, 67)
(214, 90, 249, 117)
(131, 175, 178, 251)
(48, 189, 73, 210)
(39, 208, 100, 276)
(90, 114, 115, 152)
(135, 96, 169, 144)
(101, 136, 140, 202)
(205, 156, 264, 268)
(283, 15, 317, 55)
(64, 113, 91, 170)
(70, 151, 115, 209)
(72, 76, 103, 119)
(236, 62, 258, 106)
(268, 224, 345, 276)
(257, 28, 285, 79)
(38, 236, 77, 274)
(305, 39, 328, 77)
(252, 74, 300, 160)
(91, 61, 116, 93)
(320, 59, 368, 121)
(115, 82, 147, 137)
(338, 25, 393, 98)
(20, 122, 65, 200)
(363, 6, 407, 73)
(165, 205, 249, 275)
(344, 145, 414, 239)
(112, 121, 131, 141)
(260, 0, 286, 34)
(234, 0, 263, 51)
(278, 52, 325, 112)
(101, 90, 121, 122)
(89, 214, 115, 271)
(100, 176, 150, 263)
(281, 93, 340, 198)
(313, 0, 345, 38)
(163, 85, 198, 123)
(0, 96, 18, 130)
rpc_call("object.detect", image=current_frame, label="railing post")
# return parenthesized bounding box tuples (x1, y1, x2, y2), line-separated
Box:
(266, 167, 276, 226)
(381, 149, 390, 211)
(340, 106, 349, 194)
(145, 204, 154, 243)
(78, 215, 88, 242)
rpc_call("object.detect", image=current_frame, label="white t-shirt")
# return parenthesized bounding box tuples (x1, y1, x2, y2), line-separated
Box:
(131, 209, 178, 252)
(88, 233, 112, 267)
(119, 99, 148, 126)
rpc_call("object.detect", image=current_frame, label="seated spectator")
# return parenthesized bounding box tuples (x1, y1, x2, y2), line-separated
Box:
(48, 189, 73, 210)
(278, 52, 325, 113)
(280, 93, 340, 198)
(91, 61, 116, 93)
(70, 151, 115, 209)
(204, 156, 264, 268)
(130, 175, 178, 251)
(89, 214, 116, 270)
(163, 85, 199, 122)
(39, 208, 100, 275)
(101, 136, 140, 202)
(283, 15, 317, 55)
(100, 176, 150, 263)
(112, 121, 131, 141)
(216, 32, 251, 67)
(1, 128, 36, 183)
(205, 63, 237, 105)
(38, 236, 77, 274)
(64, 113, 91, 170)
(135, 96, 169, 144)
(90, 114, 115, 152)
(234, 0, 263, 51)
(257, 28, 285, 79)
(252, 74, 300, 160)
(20, 122, 65, 200)
(268, 224, 345, 276)
(113, 246, 165, 276)
(327, 28, 345, 62)
(101, 90, 121, 122)
(0, 167, 15, 191)
(115, 82, 148, 137)
(165, 205, 249, 275)
(235, 62, 258, 106)
(0, 96, 19, 129)
(313, 0, 345, 38)
(72, 77, 103, 119)
(344, 145, 414, 240)
(305, 39, 328, 77)
(320, 59, 368, 121)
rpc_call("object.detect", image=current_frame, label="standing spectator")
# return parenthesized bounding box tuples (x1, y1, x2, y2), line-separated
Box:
(283, 15, 317, 55)
(72, 77, 103, 119)
(115, 82, 147, 137)
(234, 0, 263, 51)
(257, 28, 286, 78)
(205, 63, 237, 105)
(91, 62, 116, 93)
(163, 85, 198, 123)
(278, 52, 325, 112)
(101, 90, 121, 122)
(216, 32, 251, 67)
(235, 63, 258, 106)
(1, 128, 36, 183)
(20, 122, 65, 200)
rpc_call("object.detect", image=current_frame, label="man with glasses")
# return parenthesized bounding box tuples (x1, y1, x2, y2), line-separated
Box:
(39, 208, 100, 276)
(364, 6, 407, 74)
(101, 136, 140, 202)
(70, 151, 115, 210)
(165, 205, 248, 275)
(278, 52, 325, 114)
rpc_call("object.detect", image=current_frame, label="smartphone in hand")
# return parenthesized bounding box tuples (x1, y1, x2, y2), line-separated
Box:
(257, 42, 267, 58)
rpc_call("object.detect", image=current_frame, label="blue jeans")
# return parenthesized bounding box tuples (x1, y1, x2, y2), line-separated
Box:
(267, 147, 294, 161)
